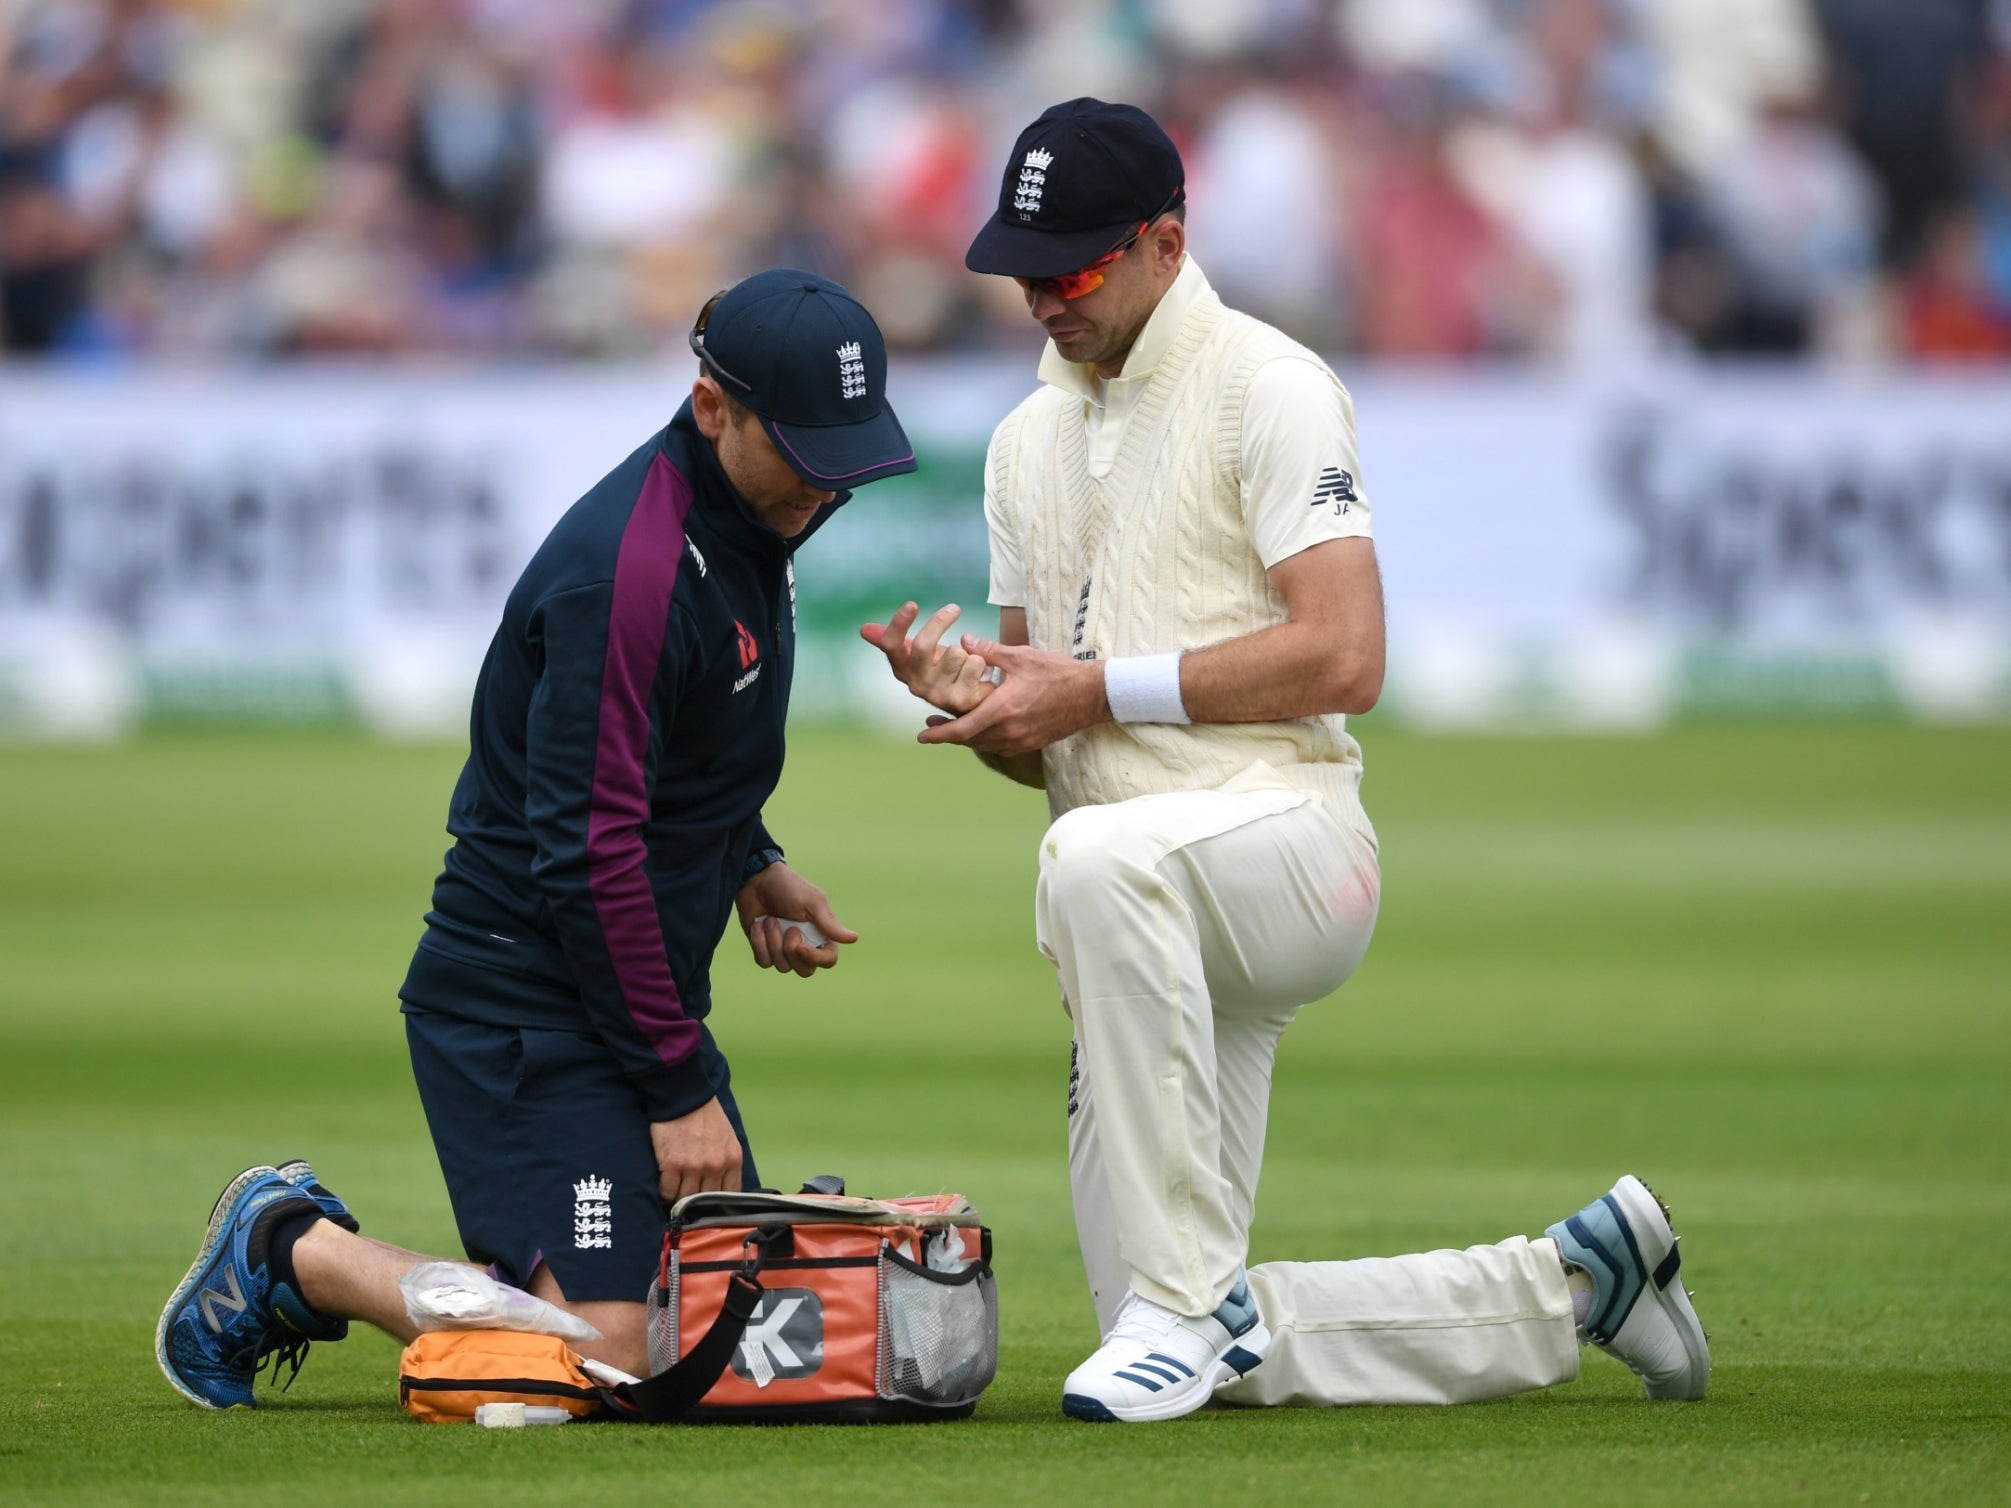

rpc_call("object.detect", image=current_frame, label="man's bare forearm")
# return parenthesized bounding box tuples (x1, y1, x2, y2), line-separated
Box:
(977, 749, 1045, 788)
(1177, 618, 1381, 721)
(1177, 540, 1385, 720)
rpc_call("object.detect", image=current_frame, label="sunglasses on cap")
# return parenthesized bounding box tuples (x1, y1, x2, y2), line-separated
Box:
(1013, 188, 1185, 301)
(688, 290, 753, 392)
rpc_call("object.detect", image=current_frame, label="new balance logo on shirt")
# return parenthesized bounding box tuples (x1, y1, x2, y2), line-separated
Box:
(1312, 467, 1357, 514)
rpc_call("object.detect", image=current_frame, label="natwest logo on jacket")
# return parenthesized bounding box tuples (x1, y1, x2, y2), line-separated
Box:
(734, 620, 759, 671)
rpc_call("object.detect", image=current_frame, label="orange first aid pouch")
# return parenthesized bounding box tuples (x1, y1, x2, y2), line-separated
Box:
(398, 1330, 605, 1422)
(604, 1186, 997, 1425)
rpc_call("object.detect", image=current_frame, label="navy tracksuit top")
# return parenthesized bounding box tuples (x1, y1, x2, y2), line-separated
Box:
(400, 399, 838, 1121)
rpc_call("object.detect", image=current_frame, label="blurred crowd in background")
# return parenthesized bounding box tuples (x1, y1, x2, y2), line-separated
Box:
(3, 0, 2009, 364)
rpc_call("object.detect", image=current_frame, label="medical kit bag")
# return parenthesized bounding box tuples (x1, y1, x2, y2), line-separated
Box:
(397, 1329, 606, 1422)
(606, 1180, 997, 1424)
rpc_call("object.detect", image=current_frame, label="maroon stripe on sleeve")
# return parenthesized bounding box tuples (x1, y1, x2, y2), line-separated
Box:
(587, 453, 701, 1071)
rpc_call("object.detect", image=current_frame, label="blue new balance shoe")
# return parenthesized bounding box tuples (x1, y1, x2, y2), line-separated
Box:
(1547, 1174, 1710, 1400)
(156, 1165, 336, 1409)
(1062, 1271, 1270, 1422)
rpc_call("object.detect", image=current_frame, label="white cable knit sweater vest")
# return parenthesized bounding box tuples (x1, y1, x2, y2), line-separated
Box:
(989, 286, 1368, 824)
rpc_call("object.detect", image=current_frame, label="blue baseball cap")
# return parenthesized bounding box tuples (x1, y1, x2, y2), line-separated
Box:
(966, 98, 1185, 279)
(689, 270, 917, 489)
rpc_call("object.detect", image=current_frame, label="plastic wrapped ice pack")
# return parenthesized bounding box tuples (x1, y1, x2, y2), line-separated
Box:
(399, 1262, 602, 1343)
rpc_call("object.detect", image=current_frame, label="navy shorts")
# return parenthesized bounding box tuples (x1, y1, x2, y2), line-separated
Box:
(405, 1011, 759, 1304)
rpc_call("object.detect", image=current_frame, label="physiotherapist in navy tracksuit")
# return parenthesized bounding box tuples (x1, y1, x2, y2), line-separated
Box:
(153, 271, 920, 1409)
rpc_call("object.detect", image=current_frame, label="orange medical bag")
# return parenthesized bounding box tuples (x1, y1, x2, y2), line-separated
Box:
(606, 1185, 997, 1424)
(397, 1329, 605, 1422)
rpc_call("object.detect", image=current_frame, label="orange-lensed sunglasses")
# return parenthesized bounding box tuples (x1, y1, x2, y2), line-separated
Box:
(1012, 188, 1184, 301)
(1014, 224, 1147, 301)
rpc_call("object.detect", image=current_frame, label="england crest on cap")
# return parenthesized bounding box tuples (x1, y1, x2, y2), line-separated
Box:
(1014, 148, 1055, 221)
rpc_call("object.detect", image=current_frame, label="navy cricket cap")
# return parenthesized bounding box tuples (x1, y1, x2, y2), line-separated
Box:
(966, 98, 1185, 280)
(690, 269, 917, 489)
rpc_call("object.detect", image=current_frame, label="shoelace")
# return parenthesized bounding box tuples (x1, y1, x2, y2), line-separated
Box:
(225, 1325, 312, 1394)
(1105, 1294, 1180, 1349)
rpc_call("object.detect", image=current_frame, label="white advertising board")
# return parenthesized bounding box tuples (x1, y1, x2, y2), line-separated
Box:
(1, 362, 2006, 735)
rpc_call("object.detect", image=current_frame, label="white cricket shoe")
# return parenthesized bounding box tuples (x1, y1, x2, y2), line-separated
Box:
(1547, 1173, 1711, 1400)
(1061, 1271, 1270, 1422)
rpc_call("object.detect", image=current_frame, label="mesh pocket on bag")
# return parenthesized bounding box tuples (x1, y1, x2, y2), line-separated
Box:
(645, 1251, 680, 1377)
(876, 1244, 998, 1406)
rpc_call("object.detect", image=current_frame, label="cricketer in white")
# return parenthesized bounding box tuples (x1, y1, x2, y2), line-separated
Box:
(867, 98, 1707, 1422)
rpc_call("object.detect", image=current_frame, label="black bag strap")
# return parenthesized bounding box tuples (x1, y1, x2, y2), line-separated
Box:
(607, 1223, 791, 1422)
(609, 1270, 763, 1420)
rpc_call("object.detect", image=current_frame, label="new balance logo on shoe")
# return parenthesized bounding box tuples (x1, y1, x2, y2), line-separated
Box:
(198, 1267, 248, 1333)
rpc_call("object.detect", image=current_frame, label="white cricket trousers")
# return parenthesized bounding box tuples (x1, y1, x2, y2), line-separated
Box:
(1036, 775, 1580, 1406)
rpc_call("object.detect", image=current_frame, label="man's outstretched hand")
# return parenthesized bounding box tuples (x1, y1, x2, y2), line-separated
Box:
(916, 635, 1109, 757)
(860, 601, 998, 714)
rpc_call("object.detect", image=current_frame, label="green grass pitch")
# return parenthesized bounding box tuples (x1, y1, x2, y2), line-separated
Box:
(1, 721, 2006, 1505)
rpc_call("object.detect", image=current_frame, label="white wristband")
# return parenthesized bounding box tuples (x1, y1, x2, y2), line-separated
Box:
(1104, 652, 1190, 725)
